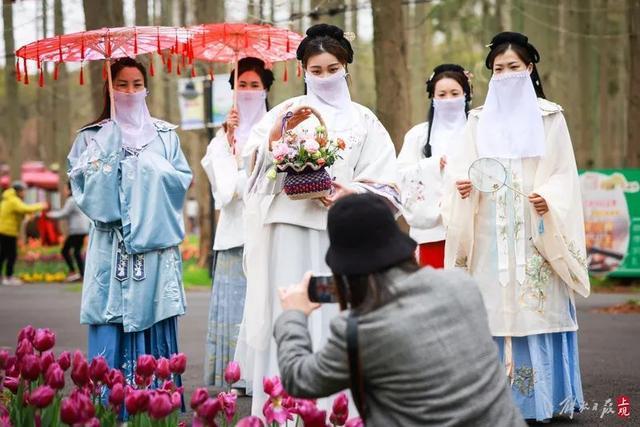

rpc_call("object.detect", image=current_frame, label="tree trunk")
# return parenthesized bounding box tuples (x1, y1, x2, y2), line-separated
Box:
(371, 0, 411, 153)
(135, 0, 149, 25)
(52, 0, 71, 184)
(3, 0, 21, 179)
(82, 0, 125, 117)
(628, 0, 640, 167)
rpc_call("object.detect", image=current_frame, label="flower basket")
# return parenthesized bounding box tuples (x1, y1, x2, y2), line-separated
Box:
(270, 107, 345, 200)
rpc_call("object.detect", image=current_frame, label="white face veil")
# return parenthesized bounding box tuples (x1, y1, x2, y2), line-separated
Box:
(429, 96, 468, 157)
(113, 90, 157, 150)
(476, 70, 545, 159)
(304, 68, 354, 131)
(234, 90, 267, 152)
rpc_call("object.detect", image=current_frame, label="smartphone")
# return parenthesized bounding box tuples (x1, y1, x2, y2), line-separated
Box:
(308, 275, 339, 303)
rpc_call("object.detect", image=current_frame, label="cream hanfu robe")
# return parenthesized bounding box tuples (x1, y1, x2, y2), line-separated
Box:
(444, 98, 589, 421)
(235, 95, 399, 416)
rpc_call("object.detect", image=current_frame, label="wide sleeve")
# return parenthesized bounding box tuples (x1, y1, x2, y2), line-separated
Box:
(46, 198, 73, 219)
(274, 310, 350, 398)
(200, 129, 242, 208)
(67, 121, 122, 223)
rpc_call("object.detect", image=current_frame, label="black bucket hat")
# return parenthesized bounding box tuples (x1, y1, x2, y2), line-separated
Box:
(325, 193, 417, 276)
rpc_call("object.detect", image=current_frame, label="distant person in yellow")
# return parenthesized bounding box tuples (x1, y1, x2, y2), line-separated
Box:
(0, 181, 45, 286)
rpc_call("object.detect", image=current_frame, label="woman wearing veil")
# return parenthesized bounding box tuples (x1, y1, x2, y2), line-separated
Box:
(200, 57, 274, 389)
(235, 24, 400, 415)
(444, 32, 588, 421)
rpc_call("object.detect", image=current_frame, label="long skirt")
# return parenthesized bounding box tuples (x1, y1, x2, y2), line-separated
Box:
(418, 240, 445, 268)
(493, 305, 584, 421)
(204, 246, 247, 388)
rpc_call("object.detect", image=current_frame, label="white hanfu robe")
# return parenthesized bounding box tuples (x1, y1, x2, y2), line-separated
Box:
(444, 98, 589, 421)
(235, 95, 398, 416)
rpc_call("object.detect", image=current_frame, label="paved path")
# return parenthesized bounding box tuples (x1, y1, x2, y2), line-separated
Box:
(1, 284, 638, 425)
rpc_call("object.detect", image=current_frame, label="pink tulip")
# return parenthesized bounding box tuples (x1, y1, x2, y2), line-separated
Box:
(45, 363, 65, 390)
(135, 373, 152, 388)
(0, 350, 9, 369)
(329, 392, 349, 426)
(190, 387, 209, 410)
(148, 391, 174, 419)
(109, 383, 125, 407)
(263, 398, 294, 425)
(135, 354, 157, 378)
(156, 357, 171, 380)
(71, 351, 89, 387)
(61, 389, 95, 425)
(0, 414, 11, 427)
(171, 391, 182, 411)
(15, 338, 34, 359)
(39, 351, 56, 374)
(105, 368, 125, 388)
(263, 376, 284, 398)
(345, 418, 364, 427)
(17, 325, 36, 344)
(169, 353, 187, 375)
(89, 356, 109, 383)
(57, 351, 71, 371)
(196, 397, 222, 422)
(60, 397, 81, 425)
(33, 328, 56, 352)
(29, 385, 55, 408)
(217, 391, 237, 422)
(125, 387, 150, 415)
(236, 416, 265, 427)
(302, 408, 328, 427)
(85, 418, 101, 427)
(224, 361, 241, 385)
(20, 353, 41, 381)
(2, 377, 19, 394)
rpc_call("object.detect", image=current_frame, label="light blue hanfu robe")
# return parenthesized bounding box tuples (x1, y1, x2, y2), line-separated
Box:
(67, 119, 192, 388)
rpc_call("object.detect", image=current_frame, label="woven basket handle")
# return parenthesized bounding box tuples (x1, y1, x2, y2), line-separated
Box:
(280, 105, 326, 140)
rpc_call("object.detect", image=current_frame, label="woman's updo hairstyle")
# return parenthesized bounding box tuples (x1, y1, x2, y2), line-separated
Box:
(422, 63, 472, 158)
(484, 31, 546, 99)
(228, 57, 275, 91)
(296, 24, 354, 67)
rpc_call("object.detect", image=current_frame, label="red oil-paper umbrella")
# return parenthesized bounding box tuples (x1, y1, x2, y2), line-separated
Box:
(15, 26, 193, 118)
(187, 23, 304, 108)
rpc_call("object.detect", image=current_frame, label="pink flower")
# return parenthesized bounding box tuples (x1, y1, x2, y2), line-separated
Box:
(156, 357, 171, 380)
(85, 418, 100, 427)
(105, 368, 125, 388)
(148, 391, 174, 420)
(263, 398, 294, 425)
(217, 391, 237, 422)
(57, 351, 71, 371)
(190, 387, 209, 410)
(262, 376, 284, 398)
(125, 387, 150, 415)
(89, 356, 109, 383)
(29, 385, 55, 408)
(236, 416, 265, 427)
(171, 391, 182, 411)
(39, 351, 56, 374)
(33, 328, 55, 352)
(60, 397, 81, 425)
(329, 392, 349, 426)
(0, 413, 11, 427)
(317, 158, 326, 167)
(345, 418, 364, 427)
(4, 356, 18, 377)
(169, 353, 187, 375)
(45, 363, 65, 390)
(17, 325, 36, 344)
(0, 349, 9, 369)
(3, 377, 19, 394)
(196, 397, 222, 423)
(16, 338, 33, 359)
(304, 139, 320, 153)
(273, 143, 292, 161)
(109, 383, 125, 407)
(71, 351, 89, 387)
(61, 389, 95, 425)
(136, 354, 157, 378)
(224, 361, 241, 385)
(20, 353, 41, 381)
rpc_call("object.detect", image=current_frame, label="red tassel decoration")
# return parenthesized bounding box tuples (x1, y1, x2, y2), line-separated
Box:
(267, 33, 271, 50)
(15, 58, 21, 82)
(297, 62, 302, 78)
(81, 36, 85, 61)
(157, 27, 162, 54)
(182, 53, 186, 69)
(134, 28, 138, 56)
(102, 61, 108, 80)
(149, 56, 155, 77)
(191, 65, 196, 78)
(286, 37, 291, 53)
(283, 64, 288, 82)
(23, 58, 29, 85)
(209, 64, 214, 81)
(106, 30, 112, 58)
(188, 39, 194, 64)
(54, 62, 59, 80)
(39, 67, 44, 87)
(177, 62, 181, 75)
(167, 55, 172, 73)
(79, 64, 84, 85)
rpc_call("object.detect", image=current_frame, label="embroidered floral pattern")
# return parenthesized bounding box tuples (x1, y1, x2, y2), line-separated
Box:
(520, 246, 552, 313)
(115, 241, 129, 282)
(565, 237, 588, 270)
(455, 255, 468, 269)
(132, 254, 145, 281)
(512, 366, 535, 396)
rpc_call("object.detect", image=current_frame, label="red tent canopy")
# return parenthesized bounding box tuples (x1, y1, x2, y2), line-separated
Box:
(21, 162, 59, 191)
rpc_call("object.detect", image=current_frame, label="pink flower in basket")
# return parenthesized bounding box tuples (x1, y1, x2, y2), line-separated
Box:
(303, 139, 320, 154)
(273, 143, 292, 162)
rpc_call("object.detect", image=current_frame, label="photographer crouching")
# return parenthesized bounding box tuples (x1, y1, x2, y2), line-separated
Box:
(275, 193, 526, 426)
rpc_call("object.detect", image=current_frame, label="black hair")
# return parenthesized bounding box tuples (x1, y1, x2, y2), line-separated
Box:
(485, 31, 546, 99)
(296, 23, 354, 67)
(228, 57, 275, 109)
(422, 64, 472, 158)
(86, 57, 148, 127)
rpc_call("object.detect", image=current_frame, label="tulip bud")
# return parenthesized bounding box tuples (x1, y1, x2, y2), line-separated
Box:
(169, 353, 187, 375)
(105, 368, 125, 388)
(20, 353, 41, 381)
(16, 339, 34, 360)
(135, 373, 151, 388)
(224, 361, 241, 385)
(40, 351, 56, 374)
(17, 325, 36, 344)
(171, 391, 182, 411)
(85, 418, 100, 427)
(345, 418, 364, 427)
(217, 392, 237, 422)
(70, 388, 95, 422)
(236, 416, 265, 427)
(57, 351, 71, 371)
(190, 387, 209, 410)
(2, 377, 19, 394)
(109, 383, 125, 407)
(197, 398, 222, 422)
(30, 385, 55, 408)
(155, 357, 171, 380)
(135, 354, 157, 378)
(89, 356, 109, 384)
(45, 363, 65, 390)
(148, 391, 174, 420)
(125, 388, 149, 415)
(60, 397, 81, 425)
(33, 328, 56, 353)
(71, 351, 89, 387)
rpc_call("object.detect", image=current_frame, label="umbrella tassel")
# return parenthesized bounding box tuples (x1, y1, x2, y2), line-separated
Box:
(54, 62, 59, 81)
(283, 64, 288, 82)
(177, 61, 181, 76)
(182, 52, 186, 69)
(106, 29, 112, 58)
(102, 61, 108, 80)
(188, 39, 194, 64)
(15, 58, 21, 82)
(191, 65, 196, 78)
(39, 67, 44, 87)
(286, 37, 291, 53)
(134, 28, 139, 56)
(149, 55, 155, 77)
(157, 27, 161, 54)
(167, 55, 172, 73)
(267, 33, 271, 50)
(209, 64, 214, 81)
(79, 64, 84, 85)
(23, 58, 29, 85)
(297, 62, 302, 78)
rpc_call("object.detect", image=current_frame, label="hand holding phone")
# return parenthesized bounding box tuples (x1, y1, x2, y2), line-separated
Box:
(307, 275, 339, 304)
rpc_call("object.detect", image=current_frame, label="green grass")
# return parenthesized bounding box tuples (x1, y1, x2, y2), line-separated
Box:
(183, 259, 211, 288)
(590, 275, 640, 293)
